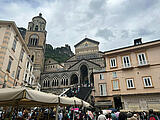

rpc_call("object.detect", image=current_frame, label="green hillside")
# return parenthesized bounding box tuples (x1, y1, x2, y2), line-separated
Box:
(45, 44, 74, 63)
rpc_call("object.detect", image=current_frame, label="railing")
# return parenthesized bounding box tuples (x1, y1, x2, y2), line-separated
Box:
(59, 88, 70, 97)
(122, 63, 132, 68)
(138, 60, 149, 66)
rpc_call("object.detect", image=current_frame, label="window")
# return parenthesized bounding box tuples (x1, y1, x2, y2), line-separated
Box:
(16, 66, 21, 79)
(7, 57, 13, 72)
(27, 61, 29, 69)
(66, 79, 68, 85)
(19, 49, 24, 61)
(30, 66, 32, 72)
(143, 77, 152, 87)
(112, 80, 119, 90)
(61, 79, 63, 85)
(48, 81, 50, 87)
(24, 74, 27, 82)
(11, 71, 15, 77)
(99, 73, 104, 80)
(122, 56, 131, 68)
(31, 78, 33, 85)
(44, 81, 46, 87)
(126, 79, 135, 88)
(28, 34, 39, 46)
(137, 53, 147, 65)
(56, 80, 59, 86)
(28, 77, 30, 84)
(31, 55, 34, 62)
(99, 84, 106, 96)
(112, 72, 117, 78)
(12, 39, 17, 51)
(110, 58, 117, 68)
(85, 43, 88, 46)
(35, 25, 38, 31)
(52, 80, 54, 86)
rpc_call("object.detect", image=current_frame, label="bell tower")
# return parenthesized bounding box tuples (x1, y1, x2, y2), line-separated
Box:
(25, 13, 47, 86)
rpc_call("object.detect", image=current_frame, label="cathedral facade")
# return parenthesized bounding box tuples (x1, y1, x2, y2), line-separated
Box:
(41, 38, 105, 94)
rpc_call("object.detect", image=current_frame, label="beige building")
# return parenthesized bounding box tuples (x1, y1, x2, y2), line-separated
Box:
(0, 21, 30, 88)
(94, 38, 160, 111)
(22, 56, 36, 88)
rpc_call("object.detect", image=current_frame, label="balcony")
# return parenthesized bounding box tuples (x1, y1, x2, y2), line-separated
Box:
(137, 61, 150, 68)
(122, 63, 134, 70)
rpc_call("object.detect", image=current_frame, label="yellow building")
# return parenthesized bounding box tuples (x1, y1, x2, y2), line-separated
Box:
(0, 21, 30, 88)
(93, 38, 160, 111)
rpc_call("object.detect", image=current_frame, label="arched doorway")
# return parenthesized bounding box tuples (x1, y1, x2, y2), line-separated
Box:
(70, 74, 78, 85)
(80, 65, 89, 86)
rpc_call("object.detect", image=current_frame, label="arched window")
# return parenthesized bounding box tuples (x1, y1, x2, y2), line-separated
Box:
(61, 75, 68, 86)
(35, 25, 38, 31)
(43, 81, 45, 87)
(52, 76, 59, 87)
(45, 81, 47, 87)
(52, 80, 54, 86)
(48, 81, 50, 87)
(61, 79, 63, 85)
(63, 79, 66, 86)
(28, 34, 39, 46)
(43, 80, 46, 87)
(56, 80, 59, 86)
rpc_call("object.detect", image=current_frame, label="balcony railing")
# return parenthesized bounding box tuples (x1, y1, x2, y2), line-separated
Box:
(122, 63, 132, 68)
(138, 60, 149, 66)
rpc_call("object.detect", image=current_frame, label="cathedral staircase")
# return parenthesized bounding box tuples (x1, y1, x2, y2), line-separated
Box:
(75, 87, 92, 101)
(63, 86, 92, 101)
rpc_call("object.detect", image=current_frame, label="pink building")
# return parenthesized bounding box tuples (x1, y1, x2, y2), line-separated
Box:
(93, 38, 160, 111)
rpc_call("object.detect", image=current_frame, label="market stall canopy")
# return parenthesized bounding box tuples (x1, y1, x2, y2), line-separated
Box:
(72, 97, 83, 106)
(82, 100, 92, 108)
(0, 87, 92, 107)
(59, 96, 75, 106)
(59, 96, 91, 107)
(0, 87, 59, 106)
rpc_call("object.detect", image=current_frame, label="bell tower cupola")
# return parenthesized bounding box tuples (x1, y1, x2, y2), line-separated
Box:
(28, 13, 46, 32)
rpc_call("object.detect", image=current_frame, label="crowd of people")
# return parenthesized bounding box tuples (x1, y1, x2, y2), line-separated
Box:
(0, 107, 160, 120)
(97, 109, 160, 120)
(0, 108, 57, 120)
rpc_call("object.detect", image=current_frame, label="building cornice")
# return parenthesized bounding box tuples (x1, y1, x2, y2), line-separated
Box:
(104, 39, 160, 56)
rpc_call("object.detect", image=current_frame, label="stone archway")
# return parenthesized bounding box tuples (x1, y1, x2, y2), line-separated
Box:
(80, 65, 89, 87)
(70, 74, 78, 85)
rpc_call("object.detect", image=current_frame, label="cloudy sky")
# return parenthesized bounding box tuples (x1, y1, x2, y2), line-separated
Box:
(0, 0, 160, 52)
